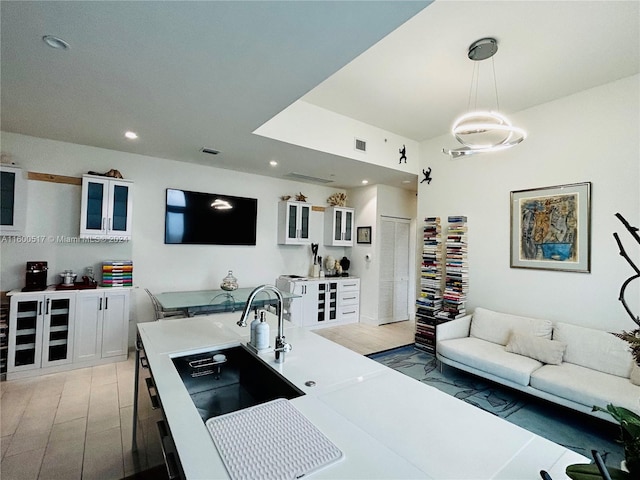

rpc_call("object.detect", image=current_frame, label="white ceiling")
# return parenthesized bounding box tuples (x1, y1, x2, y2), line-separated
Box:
(2, 1, 638, 191)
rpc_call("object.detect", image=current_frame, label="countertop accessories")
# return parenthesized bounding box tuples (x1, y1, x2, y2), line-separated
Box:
(206, 399, 343, 480)
(238, 285, 291, 363)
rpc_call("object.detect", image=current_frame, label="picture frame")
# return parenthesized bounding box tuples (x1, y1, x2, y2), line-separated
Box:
(510, 182, 591, 272)
(357, 226, 372, 244)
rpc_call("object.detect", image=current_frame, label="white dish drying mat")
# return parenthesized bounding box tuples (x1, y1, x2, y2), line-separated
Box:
(206, 398, 343, 479)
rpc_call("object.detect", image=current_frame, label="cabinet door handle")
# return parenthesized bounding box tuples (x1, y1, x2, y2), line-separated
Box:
(344, 310, 356, 315)
(156, 420, 180, 480)
(99, 298, 103, 311)
(145, 377, 160, 409)
(344, 296, 356, 300)
(45, 298, 50, 315)
(105, 297, 109, 310)
(102, 217, 106, 230)
(139, 354, 149, 369)
(109, 217, 112, 231)
(38, 301, 43, 315)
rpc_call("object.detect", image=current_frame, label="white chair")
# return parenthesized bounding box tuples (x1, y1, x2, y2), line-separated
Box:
(145, 288, 185, 320)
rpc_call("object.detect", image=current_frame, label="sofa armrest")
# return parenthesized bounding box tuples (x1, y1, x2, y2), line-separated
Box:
(436, 314, 472, 342)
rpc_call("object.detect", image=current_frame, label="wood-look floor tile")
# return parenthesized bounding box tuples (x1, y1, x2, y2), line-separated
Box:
(83, 426, 124, 480)
(0, 447, 45, 480)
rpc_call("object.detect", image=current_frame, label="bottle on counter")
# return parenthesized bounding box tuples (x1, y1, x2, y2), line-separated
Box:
(255, 310, 270, 350)
(250, 309, 260, 347)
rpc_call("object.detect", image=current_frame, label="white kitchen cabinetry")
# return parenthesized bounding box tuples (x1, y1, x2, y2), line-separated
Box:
(324, 206, 354, 247)
(75, 289, 130, 362)
(277, 200, 311, 245)
(337, 278, 360, 324)
(7, 288, 129, 379)
(7, 292, 76, 373)
(80, 174, 133, 240)
(277, 277, 360, 328)
(0, 165, 27, 236)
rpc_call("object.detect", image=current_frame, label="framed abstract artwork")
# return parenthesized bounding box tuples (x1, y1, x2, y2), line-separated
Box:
(510, 182, 591, 272)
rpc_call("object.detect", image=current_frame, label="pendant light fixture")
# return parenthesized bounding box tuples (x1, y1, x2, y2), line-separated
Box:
(443, 38, 526, 158)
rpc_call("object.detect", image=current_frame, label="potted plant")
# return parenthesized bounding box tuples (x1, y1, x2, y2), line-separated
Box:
(566, 214, 640, 480)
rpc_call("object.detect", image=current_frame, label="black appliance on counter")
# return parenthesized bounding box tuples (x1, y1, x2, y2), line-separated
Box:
(22, 261, 48, 292)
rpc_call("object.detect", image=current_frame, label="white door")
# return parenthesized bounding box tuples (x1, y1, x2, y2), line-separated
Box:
(378, 217, 410, 324)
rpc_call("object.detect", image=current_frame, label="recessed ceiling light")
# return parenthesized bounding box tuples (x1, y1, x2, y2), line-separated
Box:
(361, 180, 369, 185)
(42, 35, 70, 50)
(124, 131, 138, 140)
(269, 160, 278, 167)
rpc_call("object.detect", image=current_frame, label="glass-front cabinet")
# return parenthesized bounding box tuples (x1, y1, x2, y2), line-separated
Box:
(80, 175, 133, 239)
(0, 165, 27, 236)
(277, 200, 311, 245)
(8, 292, 75, 372)
(324, 206, 354, 247)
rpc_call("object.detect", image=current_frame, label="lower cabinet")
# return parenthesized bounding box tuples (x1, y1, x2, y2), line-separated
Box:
(8, 292, 76, 373)
(75, 289, 130, 363)
(7, 288, 129, 378)
(278, 277, 360, 328)
(133, 334, 184, 479)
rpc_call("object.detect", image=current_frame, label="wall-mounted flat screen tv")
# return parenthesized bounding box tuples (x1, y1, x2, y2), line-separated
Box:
(165, 188, 257, 245)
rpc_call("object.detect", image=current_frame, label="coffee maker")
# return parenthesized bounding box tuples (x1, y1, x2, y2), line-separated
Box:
(23, 261, 48, 292)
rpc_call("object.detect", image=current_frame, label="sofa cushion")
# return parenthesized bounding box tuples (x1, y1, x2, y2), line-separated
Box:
(438, 337, 542, 386)
(531, 362, 640, 415)
(470, 307, 553, 346)
(505, 332, 567, 365)
(552, 322, 633, 378)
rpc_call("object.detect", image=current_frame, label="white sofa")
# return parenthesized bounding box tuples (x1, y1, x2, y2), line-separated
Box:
(436, 307, 640, 423)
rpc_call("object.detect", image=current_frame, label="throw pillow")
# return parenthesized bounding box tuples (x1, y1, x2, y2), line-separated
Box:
(505, 331, 567, 365)
(630, 361, 640, 386)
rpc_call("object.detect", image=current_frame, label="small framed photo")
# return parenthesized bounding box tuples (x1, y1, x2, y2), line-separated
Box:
(510, 182, 591, 272)
(357, 226, 372, 244)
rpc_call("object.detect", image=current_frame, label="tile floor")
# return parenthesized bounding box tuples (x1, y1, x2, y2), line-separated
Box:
(1, 358, 137, 480)
(0, 320, 415, 480)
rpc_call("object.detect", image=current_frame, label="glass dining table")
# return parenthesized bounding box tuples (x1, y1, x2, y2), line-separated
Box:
(154, 287, 299, 317)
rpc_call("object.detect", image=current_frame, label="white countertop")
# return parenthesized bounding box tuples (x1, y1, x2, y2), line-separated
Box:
(138, 313, 589, 479)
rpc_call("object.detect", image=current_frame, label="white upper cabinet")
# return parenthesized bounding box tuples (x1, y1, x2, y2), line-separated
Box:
(0, 165, 27, 236)
(324, 206, 354, 247)
(80, 175, 133, 240)
(277, 200, 311, 245)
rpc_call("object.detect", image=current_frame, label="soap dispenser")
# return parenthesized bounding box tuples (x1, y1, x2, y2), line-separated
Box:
(250, 308, 260, 347)
(255, 310, 270, 350)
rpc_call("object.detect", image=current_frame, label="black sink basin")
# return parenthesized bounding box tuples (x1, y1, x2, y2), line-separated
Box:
(172, 345, 304, 422)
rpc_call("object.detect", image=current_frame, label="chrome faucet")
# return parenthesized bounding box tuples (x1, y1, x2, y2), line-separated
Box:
(238, 284, 291, 363)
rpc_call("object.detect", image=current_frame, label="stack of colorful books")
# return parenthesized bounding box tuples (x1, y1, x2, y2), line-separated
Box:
(415, 217, 444, 353)
(437, 216, 468, 320)
(102, 260, 133, 287)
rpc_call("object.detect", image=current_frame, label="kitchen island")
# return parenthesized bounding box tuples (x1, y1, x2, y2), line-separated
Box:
(137, 312, 588, 479)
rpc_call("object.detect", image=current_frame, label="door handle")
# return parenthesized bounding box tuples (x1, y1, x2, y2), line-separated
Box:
(45, 298, 50, 315)
(105, 297, 108, 310)
(38, 301, 43, 315)
(99, 298, 102, 311)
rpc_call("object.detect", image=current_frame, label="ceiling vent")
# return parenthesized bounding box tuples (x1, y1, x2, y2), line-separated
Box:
(354, 138, 367, 152)
(200, 147, 220, 155)
(284, 172, 334, 184)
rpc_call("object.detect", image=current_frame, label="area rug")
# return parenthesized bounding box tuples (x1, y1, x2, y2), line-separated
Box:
(368, 345, 624, 468)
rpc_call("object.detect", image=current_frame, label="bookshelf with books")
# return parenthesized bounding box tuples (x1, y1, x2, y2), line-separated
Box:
(414, 217, 444, 353)
(437, 216, 468, 321)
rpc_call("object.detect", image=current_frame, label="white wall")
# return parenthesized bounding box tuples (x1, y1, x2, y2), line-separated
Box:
(347, 184, 417, 325)
(0, 132, 351, 341)
(418, 75, 640, 333)
(255, 100, 419, 172)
